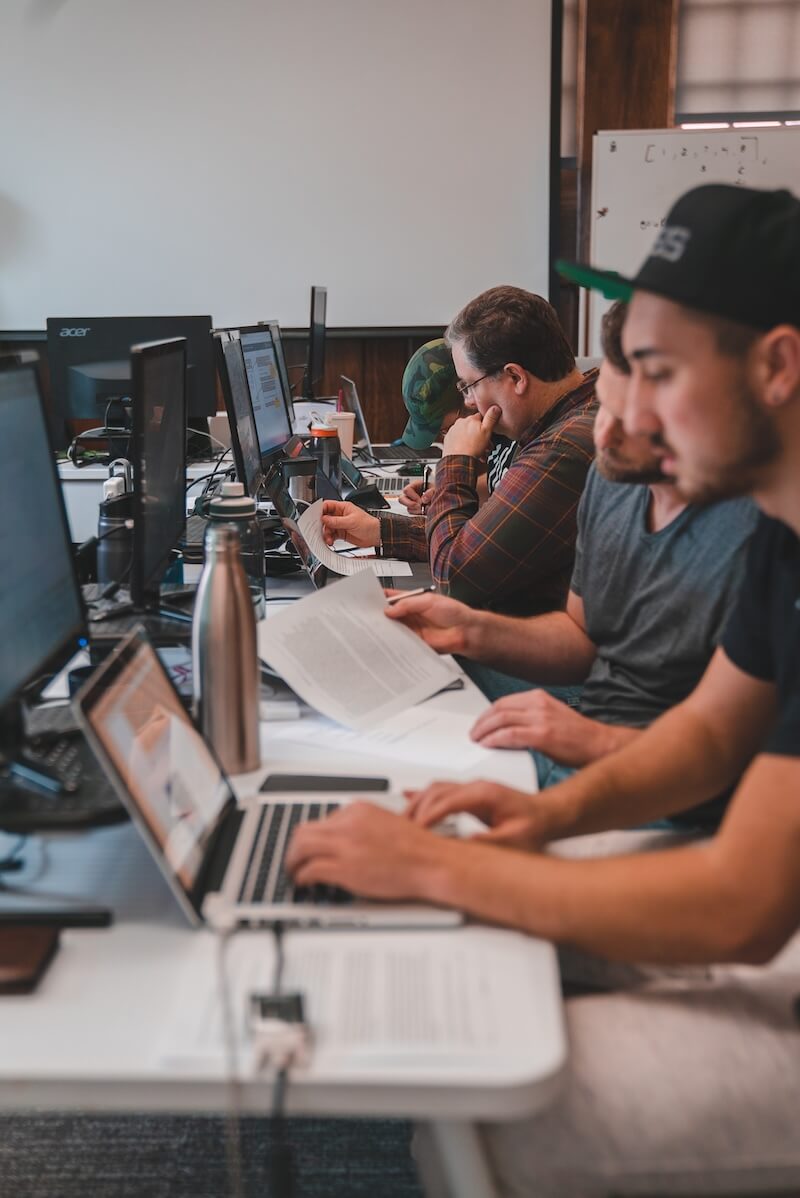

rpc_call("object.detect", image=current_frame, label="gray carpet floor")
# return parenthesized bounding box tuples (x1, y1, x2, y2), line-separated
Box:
(0, 1115, 425, 1198)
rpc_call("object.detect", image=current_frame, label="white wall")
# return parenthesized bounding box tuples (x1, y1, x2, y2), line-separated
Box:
(0, 0, 554, 331)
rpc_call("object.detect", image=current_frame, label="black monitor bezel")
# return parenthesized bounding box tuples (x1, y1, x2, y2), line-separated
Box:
(46, 315, 216, 448)
(264, 321, 295, 425)
(0, 360, 88, 710)
(227, 323, 293, 470)
(129, 338, 188, 610)
(305, 286, 327, 399)
(213, 331, 265, 498)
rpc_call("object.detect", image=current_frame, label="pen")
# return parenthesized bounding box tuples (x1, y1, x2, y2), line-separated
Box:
(420, 466, 432, 513)
(386, 585, 437, 606)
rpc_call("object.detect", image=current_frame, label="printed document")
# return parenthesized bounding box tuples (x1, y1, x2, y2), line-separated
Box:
(297, 500, 412, 576)
(257, 572, 457, 730)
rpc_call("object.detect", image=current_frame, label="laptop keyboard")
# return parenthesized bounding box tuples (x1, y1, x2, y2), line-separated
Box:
(237, 802, 353, 907)
(376, 475, 412, 494)
(373, 445, 441, 462)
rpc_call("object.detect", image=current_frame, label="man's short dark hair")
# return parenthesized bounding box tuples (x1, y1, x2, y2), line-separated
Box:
(446, 285, 575, 382)
(600, 300, 630, 375)
(694, 311, 761, 359)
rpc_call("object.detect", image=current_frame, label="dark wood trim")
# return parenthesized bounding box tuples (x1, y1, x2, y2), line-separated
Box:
(575, 0, 679, 263)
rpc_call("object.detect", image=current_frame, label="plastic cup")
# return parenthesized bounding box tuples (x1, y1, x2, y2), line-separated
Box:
(325, 411, 356, 458)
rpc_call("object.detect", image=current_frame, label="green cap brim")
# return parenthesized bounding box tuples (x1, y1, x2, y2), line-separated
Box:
(556, 259, 634, 302)
(401, 417, 439, 450)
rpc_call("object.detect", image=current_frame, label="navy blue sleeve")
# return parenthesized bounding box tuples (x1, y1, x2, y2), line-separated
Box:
(721, 515, 776, 682)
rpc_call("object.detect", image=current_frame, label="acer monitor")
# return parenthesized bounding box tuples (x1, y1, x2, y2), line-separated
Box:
(129, 338, 188, 610)
(46, 316, 215, 449)
(0, 361, 87, 762)
(300, 286, 327, 400)
(213, 331, 265, 497)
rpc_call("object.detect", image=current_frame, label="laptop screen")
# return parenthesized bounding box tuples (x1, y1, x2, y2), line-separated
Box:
(80, 634, 229, 894)
(339, 376, 371, 454)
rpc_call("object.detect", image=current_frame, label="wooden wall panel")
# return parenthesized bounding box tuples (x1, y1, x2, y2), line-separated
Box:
(576, 0, 679, 259)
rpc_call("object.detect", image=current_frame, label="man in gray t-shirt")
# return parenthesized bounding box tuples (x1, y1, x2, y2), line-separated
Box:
(386, 303, 758, 819)
(571, 464, 755, 732)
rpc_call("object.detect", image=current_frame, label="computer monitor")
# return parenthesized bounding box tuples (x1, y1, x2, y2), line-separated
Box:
(213, 332, 265, 498)
(129, 339, 188, 610)
(237, 325, 293, 466)
(302, 286, 327, 400)
(0, 363, 87, 729)
(264, 321, 295, 420)
(46, 316, 215, 449)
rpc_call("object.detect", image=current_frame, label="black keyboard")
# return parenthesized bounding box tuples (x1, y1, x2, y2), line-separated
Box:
(372, 444, 441, 462)
(0, 729, 126, 834)
(182, 510, 282, 562)
(237, 802, 352, 907)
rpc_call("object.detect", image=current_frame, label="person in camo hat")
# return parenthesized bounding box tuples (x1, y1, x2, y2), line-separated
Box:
(398, 338, 518, 512)
(399, 337, 461, 450)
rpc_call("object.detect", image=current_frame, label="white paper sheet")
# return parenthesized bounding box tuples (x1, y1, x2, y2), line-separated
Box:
(160, 927, 558, 1078)
(263, 707, 496, 773)
(297, 500, 412, 576)
(256, 572, 458, 730)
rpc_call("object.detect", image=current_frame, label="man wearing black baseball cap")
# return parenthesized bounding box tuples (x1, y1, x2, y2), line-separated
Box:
(288, 184, 800, 1195)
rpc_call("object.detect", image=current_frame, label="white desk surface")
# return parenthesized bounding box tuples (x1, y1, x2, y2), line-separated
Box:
(1, 593, 566, 1130)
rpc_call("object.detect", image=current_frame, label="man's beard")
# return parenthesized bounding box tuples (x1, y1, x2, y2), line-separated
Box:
(596, 450, 669, 485)
(665, 379, 781, 505)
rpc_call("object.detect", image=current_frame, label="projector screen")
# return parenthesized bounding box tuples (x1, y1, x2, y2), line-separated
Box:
(1, 0, 555, 330)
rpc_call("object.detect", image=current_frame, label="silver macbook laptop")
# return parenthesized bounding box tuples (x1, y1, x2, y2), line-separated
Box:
(339, 375, 442, 464)
(75, 628, 460, 930)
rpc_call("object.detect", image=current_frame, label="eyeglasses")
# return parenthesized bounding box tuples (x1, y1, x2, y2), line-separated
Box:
(455, 366, 503, 398)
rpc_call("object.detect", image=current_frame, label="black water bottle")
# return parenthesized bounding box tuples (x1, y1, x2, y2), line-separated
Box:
(96, 478, 134, 586)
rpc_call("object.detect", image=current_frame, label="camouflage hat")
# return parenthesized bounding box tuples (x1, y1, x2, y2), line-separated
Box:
(401, 338, 461, 450)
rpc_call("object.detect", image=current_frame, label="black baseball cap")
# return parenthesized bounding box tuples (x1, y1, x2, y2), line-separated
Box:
(557, 183, 800, 331)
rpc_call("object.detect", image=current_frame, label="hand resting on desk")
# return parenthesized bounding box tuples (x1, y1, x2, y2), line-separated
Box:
(470, 689, 625, 767)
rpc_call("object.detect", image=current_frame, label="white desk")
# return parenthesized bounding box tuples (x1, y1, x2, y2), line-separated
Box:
(58, 458, 226, 542)
(0, 628, 565, 1198)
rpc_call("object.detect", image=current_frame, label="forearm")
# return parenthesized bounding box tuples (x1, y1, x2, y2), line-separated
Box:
(422, 836, 754, 964)
(378, 512, 427, 561)
(466, 609, 596, 684)
(534, 699, 745, 839)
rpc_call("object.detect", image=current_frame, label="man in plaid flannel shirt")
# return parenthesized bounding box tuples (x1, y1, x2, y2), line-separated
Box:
(321, 286, 598, 617)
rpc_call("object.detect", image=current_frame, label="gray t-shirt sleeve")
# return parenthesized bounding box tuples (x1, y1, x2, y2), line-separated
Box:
(569, 463, 598, 599)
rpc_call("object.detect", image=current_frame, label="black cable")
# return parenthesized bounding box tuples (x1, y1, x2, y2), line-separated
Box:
(0, 835, 27, 875)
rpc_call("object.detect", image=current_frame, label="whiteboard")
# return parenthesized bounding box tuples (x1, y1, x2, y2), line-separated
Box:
(587, 127, 800, 353)
(0, 0, 553, 331)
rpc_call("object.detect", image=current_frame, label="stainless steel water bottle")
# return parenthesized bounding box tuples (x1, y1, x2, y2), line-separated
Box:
(206, 481, 266, 619)
(192, 523, 261, 774)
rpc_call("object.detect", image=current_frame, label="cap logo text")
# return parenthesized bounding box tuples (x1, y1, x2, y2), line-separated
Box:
(650, 225, 691, 264)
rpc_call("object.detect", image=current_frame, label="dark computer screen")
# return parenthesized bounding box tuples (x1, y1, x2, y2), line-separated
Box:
(303, 286, 327, 400)
(130, 339, 187, 608)
(265, 321, 295, 421)
(239, 327, 293, 463)
(214, 332, 265, 497)
(46, 316, 215, 447)
(0, 364, 86, 711)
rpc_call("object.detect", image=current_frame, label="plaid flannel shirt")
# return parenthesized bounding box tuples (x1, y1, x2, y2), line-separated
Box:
(378, 371, 598, 615)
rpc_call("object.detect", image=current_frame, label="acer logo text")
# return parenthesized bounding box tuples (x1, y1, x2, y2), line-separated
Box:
(59, 327, 92, 337)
